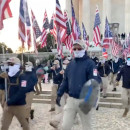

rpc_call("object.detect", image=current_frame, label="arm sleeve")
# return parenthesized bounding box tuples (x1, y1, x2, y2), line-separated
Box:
(57, 69, 68, 97)
(88, 61, 101, 83)
(116, 67, 123, 81)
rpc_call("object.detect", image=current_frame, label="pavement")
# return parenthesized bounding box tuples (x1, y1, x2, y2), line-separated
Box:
(0, 82, 130, 130)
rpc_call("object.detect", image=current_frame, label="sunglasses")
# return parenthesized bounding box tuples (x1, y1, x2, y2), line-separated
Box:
(73, 48, 82, 51)
(8, 62, 14, 66)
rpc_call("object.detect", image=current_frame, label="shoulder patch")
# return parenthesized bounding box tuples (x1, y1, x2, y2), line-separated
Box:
(93, 69, 98, 76)
(21, 80, 27, 87)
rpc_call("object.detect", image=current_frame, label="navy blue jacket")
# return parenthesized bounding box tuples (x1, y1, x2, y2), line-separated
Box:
(116, 65, 130, 89)
(57, 54, 101, 99)
(97, 62, 111, 77)
(47, 67, 63, 85)
(23, 70, 38, 93)
(0, 77, 5, 90)
(7, 71, 27, 106)
(110, 60, 121, 74)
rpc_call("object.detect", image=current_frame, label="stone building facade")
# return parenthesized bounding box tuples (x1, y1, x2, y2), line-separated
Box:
(66, 0, 130, 40)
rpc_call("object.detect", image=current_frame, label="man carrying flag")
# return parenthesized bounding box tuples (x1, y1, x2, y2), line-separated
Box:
(0, 0, 12, 30)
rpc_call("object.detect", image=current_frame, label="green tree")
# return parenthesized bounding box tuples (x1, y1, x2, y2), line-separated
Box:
(37, 33, 55, 52)
(0, 42, 13, 54)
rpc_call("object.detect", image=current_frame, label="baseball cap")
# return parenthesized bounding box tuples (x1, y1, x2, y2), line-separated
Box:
(73, 39, 86, 49)
(53, 60, 59, 65)
(6, 57, 20, 64)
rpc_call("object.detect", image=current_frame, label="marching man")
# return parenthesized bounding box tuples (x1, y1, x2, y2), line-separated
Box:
(116, 54, 130, 117)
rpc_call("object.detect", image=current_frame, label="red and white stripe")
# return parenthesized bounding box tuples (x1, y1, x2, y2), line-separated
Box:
(50, 14, 57, 42)
(56, 0, 66, 29)
(41, 11, 48, 48)
(0, 0, 12, 30)
(111, 41, 120, 56)
(93, 26, 100, 46)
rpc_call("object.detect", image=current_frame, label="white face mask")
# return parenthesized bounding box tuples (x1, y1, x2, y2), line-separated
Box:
(63, 65, 67, 70)
(100, 59, 105, 64)
(74, 50, 85, 58)
(127, 60, 130, 66)
(67, 57, 71, 60)
(8, 64, 20, 77)
(25, 66, 32, 72)
(114, 57, 118, 63)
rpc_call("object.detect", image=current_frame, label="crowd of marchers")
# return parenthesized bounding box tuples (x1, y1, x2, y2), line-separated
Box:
(0, 39, 130, 130)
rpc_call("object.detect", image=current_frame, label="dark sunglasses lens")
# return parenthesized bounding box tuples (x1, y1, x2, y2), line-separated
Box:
(73, 48, 82, 51)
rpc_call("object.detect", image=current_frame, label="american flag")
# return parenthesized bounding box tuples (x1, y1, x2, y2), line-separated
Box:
(102, 48, 108, 59)
(41, 10, 48, 48)
(111, 41, 120, 56)
(56, 0, 66, 29)
(76, 19, 81, 39)
(56, 0, 66, 57)
(50, 14, 57, 41)
(31, 10, 41, 54)
(63, 11, 73, 53)
(93, 6, 101, 46)
(71, 0, 78, 41)
(103, 17, 113, 48)
(43, 10, 49, 30)
(0, 0, 12, 30)
(82, 23, 89, 49)
(18, 0, 32, 49)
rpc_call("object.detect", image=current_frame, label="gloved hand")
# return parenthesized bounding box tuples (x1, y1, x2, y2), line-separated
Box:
(115, 81, 119, 86)
(56, 96, 61, 107)
(104, 74, 107, 77)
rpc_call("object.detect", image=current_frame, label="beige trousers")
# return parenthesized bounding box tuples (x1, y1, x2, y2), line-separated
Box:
(122, 88, 130, 109)
(51, 84, 58, 109)
(1, 105, 29, 130)
(110, 73, 118, 89)
(0, 89, 5, 108)
(62, 97, 92, 130)
(101, 77, 109, 96)
(25, 92, 34, 119)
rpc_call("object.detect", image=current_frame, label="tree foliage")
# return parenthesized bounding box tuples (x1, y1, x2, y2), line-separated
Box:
(37, 33, 55, 52)
(0, 42, 13, 54)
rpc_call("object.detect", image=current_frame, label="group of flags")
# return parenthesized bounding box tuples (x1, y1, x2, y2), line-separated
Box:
(1, 0, 130, 58)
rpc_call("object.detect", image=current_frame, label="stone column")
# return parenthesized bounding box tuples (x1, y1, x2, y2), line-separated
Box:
(66, 0, 71, 20)
(72, 0, 79, 22)
(66, 0, 79, 22)
(82, 0, 91, 37)
(79, 0, 83, 28)
(125, 0, 130, 34)
(102, 0, 111, 35)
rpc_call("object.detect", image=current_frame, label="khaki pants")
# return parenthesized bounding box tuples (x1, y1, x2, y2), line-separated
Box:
(62, 97, 92, 130)
(110, 73, 118, 89)
(0, 89, 5, 108)
(25, 92, 34, 119)
(101, 77, 108, 96)
(51, 84, 58, 109)
(122, 88, 130, 109)
(1, 105, 29, 130)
